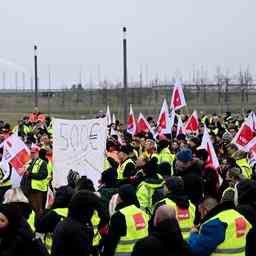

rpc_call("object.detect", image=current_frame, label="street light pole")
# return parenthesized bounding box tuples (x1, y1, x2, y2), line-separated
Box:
(123, 26, 128, 125)
(34, 45, 38, 108)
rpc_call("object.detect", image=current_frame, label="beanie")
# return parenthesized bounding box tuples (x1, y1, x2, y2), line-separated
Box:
(176, 148, 193, 162)
(118, 184, 138, 204)
(165, 176, 184, 193)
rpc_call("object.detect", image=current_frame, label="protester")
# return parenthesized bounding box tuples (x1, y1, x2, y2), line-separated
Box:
(132, 205, 192, 256)
(103, 184, 148, 256)
(51, 190, 100, 256)
(188, 197, 251, 256)
(153, 176, 196, 240)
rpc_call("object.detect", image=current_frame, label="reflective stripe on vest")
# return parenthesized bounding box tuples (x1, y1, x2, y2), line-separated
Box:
(115, 205, 149, 255)
(117, 159, 134, 180)
(158, 198, 195, 240)
(92, 210, 101, 246)
(202, 209, 251, 256)
(27, 210, 36, 233)
(31, 159, 48, 192)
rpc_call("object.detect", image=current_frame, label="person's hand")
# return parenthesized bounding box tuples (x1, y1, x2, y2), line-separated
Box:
(0, 180, 3, 185)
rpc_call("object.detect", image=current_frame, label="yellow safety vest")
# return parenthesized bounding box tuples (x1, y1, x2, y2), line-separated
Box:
(157, 148, 175, 175)
(202, 209, 251, 256)
(157, 198, 195, 240)
(45, 207, 68, 253)
(31, 159, 48, 192)
(0, 163, 11, 187)
(27, 210, 36, 233)
(136, 175, 164, 214)
(236, 158, 252, 179)
(117, 159, 135, 180)
(115, 205, 149, 256)
(47, 161, 53, 184)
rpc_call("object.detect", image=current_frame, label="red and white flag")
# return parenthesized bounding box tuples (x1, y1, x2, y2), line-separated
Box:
(106, 105, 112, 126)
(170, 82, 186, 110)
(157, 99, 169, 130)
(198, 126, 220, 169)
(136, 113, 153, 134)
(184, 110, 199, 134)
(2, 134, 31, 176)
(127, 104, 136, 135)
(176, 115, 185, 137)
(162, 109, 175, 134)
(45, 187, 55, 209)
(232, 114, 256, 150)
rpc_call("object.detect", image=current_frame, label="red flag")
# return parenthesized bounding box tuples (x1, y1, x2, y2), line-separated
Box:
(136, 113, 152, 134)
(184, 111, 199, 134)
(127, 104, 136, 135)
(157, 99, 169, 130)
(170, 82, 186, 110)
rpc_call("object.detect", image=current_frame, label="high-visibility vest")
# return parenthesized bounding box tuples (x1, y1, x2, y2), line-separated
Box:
(117, 159, 135, 180)
(157, 198, 196, 240)
(45, 207, 68, 253)
(136, 175, 164, 214)
(115, 205, 149, 256)
(201, 209, 251, 256)
(157, 148, 175, 174)
(92, 210, 101, 247)
(23, 125, 32, 135)
(0, 163, 11, 187)
(31, 159, 48, 192)
(236, 158, 252, 179)
(47, 161, 53, 185)
(27, 210, 36, 233)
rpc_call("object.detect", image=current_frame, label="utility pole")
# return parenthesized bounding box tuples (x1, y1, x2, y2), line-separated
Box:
(123, 26, 128, 124)
(34, 45, 38, 108)
(2, 72, 5, 90)
(22, 72, 25, 91)
(48, 66, 51, 115)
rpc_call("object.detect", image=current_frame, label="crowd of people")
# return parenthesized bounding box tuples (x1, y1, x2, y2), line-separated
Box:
(0, 108, 256, 256)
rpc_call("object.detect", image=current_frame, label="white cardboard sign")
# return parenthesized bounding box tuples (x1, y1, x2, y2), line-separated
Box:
(53, 118, 107, 188)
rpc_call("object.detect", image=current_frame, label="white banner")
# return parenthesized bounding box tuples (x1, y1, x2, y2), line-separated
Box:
(53, 118, 107, 188)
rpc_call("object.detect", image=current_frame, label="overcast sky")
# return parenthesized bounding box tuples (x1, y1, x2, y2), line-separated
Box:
(0, 0, 255, 89)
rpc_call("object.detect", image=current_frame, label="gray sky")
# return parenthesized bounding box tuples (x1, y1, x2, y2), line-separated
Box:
(0, 0, 255, 89)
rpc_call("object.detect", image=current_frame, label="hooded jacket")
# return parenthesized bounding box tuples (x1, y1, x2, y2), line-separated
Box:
(51, 190, 99, 256)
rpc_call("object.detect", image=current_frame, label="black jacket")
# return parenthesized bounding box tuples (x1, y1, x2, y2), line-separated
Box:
(51, 218, 93, 256)
(176, 160, 203, 205)
(131, 218, 192, 256)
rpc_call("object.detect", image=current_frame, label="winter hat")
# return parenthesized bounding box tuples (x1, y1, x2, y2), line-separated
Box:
(68, 190, 100, 222)
(118, 184, 138, 204)
(228, 167, 244, 180)
(176, 148, 193, 162)
(76, 176, 95, 192)
(120, 145, 133, 155)
(54, 186, 74, 208)
(165, 176, 184, 193)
